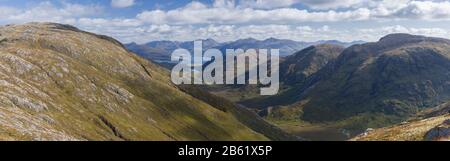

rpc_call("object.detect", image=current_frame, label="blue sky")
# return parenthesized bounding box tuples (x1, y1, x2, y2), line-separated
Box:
(1, 0, 450, 43)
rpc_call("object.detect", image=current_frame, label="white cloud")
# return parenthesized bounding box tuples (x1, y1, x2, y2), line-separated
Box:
(111, 0, 135, 8)
(236, 0, 363, 9)
(238, 0, 298, 9)
(134, 0, 450, 25)
(213, 0, 236, 8)
(67, 16, 450, 44)
(4, 1, 102, 23)
(0, 6, 19, 19)
(391, 1, 450, 19)
(85, 24, 349, 43)
(357, 25, 450, 41)
(298, 0, 364, 10)
(136, 1, 372, 25)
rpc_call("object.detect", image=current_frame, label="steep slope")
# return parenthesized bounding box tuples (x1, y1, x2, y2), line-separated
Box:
(351, 114, 449, 141)
(280, 44, 345, 85)
(352, 102, 450, 141)
(125, 42, 166, 62)
(0, 22, 269, 141)
(417, 101, 450, 118)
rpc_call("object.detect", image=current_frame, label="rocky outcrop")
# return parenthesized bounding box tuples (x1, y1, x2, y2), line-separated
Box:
(424, 119, 450, 141)
(351, 114, 450, 141)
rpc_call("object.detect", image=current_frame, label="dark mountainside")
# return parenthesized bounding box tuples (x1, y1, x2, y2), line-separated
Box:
(0, 22, 297, 141)
(280, 44, 345, 85)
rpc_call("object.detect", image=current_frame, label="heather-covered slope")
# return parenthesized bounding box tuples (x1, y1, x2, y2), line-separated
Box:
(0, 22, 269, 141)
(351, 114, 449, 141)
(352, 102, 450, 141)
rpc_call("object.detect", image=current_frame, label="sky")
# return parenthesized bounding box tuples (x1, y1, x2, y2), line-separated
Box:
(1, 0, 450, 43)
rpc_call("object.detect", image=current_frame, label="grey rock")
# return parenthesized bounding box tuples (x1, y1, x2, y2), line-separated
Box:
(424, 119, 450, 141)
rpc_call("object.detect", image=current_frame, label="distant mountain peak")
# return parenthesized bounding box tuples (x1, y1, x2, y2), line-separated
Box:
(379, 33, 426, 43)
(201, 38, 220, 46)
(238, 37, 259, 42)
(127, 42, 138, 46)
(317, 40, 341, 43)
(380, 33, 419, 40)
(203, 38, 217, 42)
(264, 37, 280, 42)
(278, 43, 345, 85)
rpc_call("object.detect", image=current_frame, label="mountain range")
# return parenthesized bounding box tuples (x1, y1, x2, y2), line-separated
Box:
(125, 38, 364, 68)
